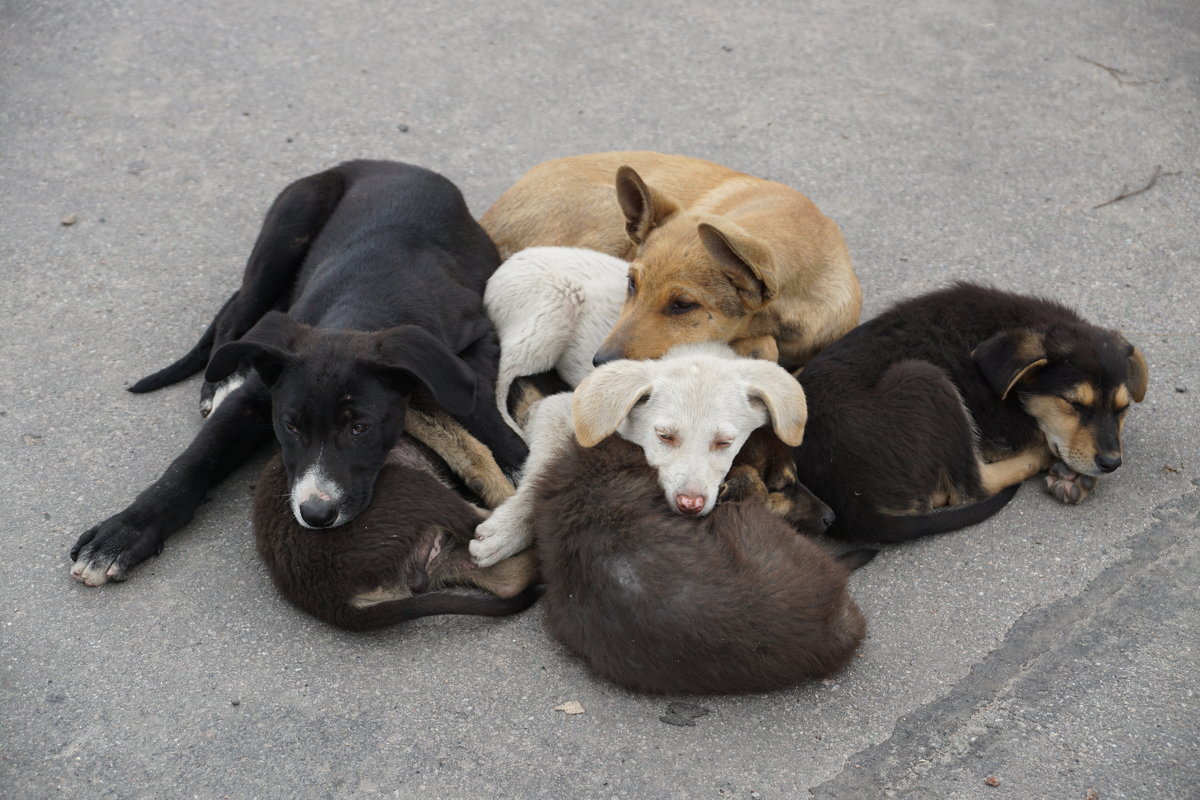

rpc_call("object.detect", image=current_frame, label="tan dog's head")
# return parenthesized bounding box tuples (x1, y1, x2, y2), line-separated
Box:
(593, 166, 780, 365)
(573, 343, 807, 516)
(973, 324, 1149, 476)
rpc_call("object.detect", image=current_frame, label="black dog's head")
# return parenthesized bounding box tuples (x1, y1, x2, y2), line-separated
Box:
(206, 312, 477, 529)
(974, 323, 1148, 477)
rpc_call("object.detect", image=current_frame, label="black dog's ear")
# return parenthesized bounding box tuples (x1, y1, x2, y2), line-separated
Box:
(972, 329, 1049, 400)
(370, 325, 477, 417)
(1121, 338, 1149, 402)
(205, 311, 303, 386)
(615, 166, 679, 245)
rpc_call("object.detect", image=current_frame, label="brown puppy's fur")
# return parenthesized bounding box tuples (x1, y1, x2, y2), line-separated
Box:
(480, 151, 861, 369)
(253, 442, 538, 631)
(793, 282, 1150, 543)
(532, 435, 868, 695)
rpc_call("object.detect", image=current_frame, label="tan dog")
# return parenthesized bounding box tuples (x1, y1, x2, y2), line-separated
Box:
(480, 151, 861, 369)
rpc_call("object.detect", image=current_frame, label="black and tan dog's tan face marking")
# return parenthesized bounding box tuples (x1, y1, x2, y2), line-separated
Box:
(974, 324, 1149, 478)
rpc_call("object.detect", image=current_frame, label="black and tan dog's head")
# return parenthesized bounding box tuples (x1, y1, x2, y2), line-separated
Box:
(973, 324, 1148, 476)
(206, 311, 477, 529)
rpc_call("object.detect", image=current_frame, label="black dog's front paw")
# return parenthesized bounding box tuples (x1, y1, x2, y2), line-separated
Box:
(719, 465, 767, 504)
(70, 512, 163, 587)
(1044, 462, 1097, 505)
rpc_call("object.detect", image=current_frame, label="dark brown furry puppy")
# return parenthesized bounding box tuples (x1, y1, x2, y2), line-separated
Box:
(793, 282, 1149, 543)
(253, 441, 538, 631)
(532, 435, 869, 695)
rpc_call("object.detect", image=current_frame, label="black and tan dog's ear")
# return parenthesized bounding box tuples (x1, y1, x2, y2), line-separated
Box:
(972, 329, 1049, 400)
(205, 311, 302, 386)
(1124, 341, 1149, 402)
(573, 360, 654, 447)
(697, 220, 778, 309)
(615, 166, 679, 245)
(735, 358, 808, 446)
(371, 325, 477, 417)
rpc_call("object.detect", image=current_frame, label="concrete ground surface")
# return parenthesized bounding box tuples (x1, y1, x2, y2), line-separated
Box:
(2, 0, 1197, 797)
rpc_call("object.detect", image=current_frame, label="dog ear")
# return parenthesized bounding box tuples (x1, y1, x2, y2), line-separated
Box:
(205, 311, 302, 386)
(697, 220, 778, 309)
(736, 359, 808, 446)
(1124, 341, 1149, 402)
(972, 329, 1049, 400)
(615, 166, 679, 245)
(369, 325, 477, 417)
(572, 360, 654, 447)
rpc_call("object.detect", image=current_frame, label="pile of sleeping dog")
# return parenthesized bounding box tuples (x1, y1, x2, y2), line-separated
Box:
(70, 154, 1148, 696)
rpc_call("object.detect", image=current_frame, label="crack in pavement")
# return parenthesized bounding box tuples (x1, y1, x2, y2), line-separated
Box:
(812, 484, 1200, 799)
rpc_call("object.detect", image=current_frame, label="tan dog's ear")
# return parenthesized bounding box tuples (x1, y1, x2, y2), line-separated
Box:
(736, 358, 808, 446)
(972, 329, 1048, 400)
(1125, 342, 1149, 402)
(697, 221, 778, 308)
(573, 360, 654, 447)
(615, 166, 679, 245)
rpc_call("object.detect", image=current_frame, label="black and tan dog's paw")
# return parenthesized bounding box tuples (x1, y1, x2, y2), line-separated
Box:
(1044, 462, 1097, 505)
(719, 465, 769, 504)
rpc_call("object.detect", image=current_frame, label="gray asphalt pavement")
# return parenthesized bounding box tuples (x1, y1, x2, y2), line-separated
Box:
(2, 1, 1197, 798)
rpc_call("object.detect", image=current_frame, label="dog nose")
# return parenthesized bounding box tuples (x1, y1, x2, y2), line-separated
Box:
(821, 509, 836, 530)
(299, 498, 339, 528)
(675, 494, 707, 515)
(1094, 453, 1122, 473)
(592, 350, 613, 368)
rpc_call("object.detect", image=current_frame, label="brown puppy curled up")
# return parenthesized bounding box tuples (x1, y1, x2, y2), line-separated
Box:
(253, 437, 538, 631)
(532, 434, 871, 695)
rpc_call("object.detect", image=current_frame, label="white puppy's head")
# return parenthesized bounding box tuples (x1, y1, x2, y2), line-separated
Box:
(573, 342, 807, 516)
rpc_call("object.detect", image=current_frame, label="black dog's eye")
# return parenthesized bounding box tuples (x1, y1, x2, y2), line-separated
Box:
(284, 420, 299, 435)
(350, 422, 369, 436)
(668, 300, 699, 314)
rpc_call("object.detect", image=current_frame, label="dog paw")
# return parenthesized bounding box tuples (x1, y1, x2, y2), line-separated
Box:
(470, 517, 530, 568)
(1044, 462, 1097, 505)
(69, 513, 161, 586)
(719, 465, 768, 504)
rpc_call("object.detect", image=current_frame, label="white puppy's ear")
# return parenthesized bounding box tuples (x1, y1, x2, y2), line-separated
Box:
(573, 360, 654, 447)
(737, 359, 808, 446)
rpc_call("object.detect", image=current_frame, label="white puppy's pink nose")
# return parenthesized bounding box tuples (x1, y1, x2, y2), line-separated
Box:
(675, 494, 707, 515)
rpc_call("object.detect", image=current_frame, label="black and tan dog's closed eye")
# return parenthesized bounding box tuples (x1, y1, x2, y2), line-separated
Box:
(791, 282, 1148, 544)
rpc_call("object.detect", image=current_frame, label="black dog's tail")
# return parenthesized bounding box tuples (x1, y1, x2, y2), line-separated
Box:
(867, 482, 1021, 544)
(128, 291, 238, 393)
(836, 548, 880, 571)
(339, 585, 541, 631)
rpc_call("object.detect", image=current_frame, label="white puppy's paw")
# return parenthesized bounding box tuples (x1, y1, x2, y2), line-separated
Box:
(471, 515, 531, 567)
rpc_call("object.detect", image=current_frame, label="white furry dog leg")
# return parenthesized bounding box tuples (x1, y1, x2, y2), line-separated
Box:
(471, 392, 576, 566)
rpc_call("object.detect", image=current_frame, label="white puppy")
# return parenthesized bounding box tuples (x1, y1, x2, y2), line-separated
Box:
(470, 343, 807, 567)
(484, 246, 628, 437)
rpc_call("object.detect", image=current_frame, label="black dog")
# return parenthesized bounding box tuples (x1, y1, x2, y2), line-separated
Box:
(71, 160, 527, 586)
(253, 439, 538, 631)
(793, 282, 1148, 543)
(533, 435, 872, 695)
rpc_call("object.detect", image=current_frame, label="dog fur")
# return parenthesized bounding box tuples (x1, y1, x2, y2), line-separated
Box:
(532, 434, 870, 695)
(793, 282, 1149, 543)
(479, 151, 861, 369)
(484, 246, 629, 436)
(470, 343, 809, 567)
(71, 160, 526, 586)
(253, 439, 538, 631)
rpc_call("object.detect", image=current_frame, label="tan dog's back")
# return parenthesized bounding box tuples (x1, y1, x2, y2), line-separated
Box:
(480, 152, 743, 259)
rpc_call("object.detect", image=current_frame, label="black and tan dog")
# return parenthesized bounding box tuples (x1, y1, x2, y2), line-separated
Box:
(792, 282, 1148, 543)
(253, 436, 537, 631)
(71, 160, 526, 586)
